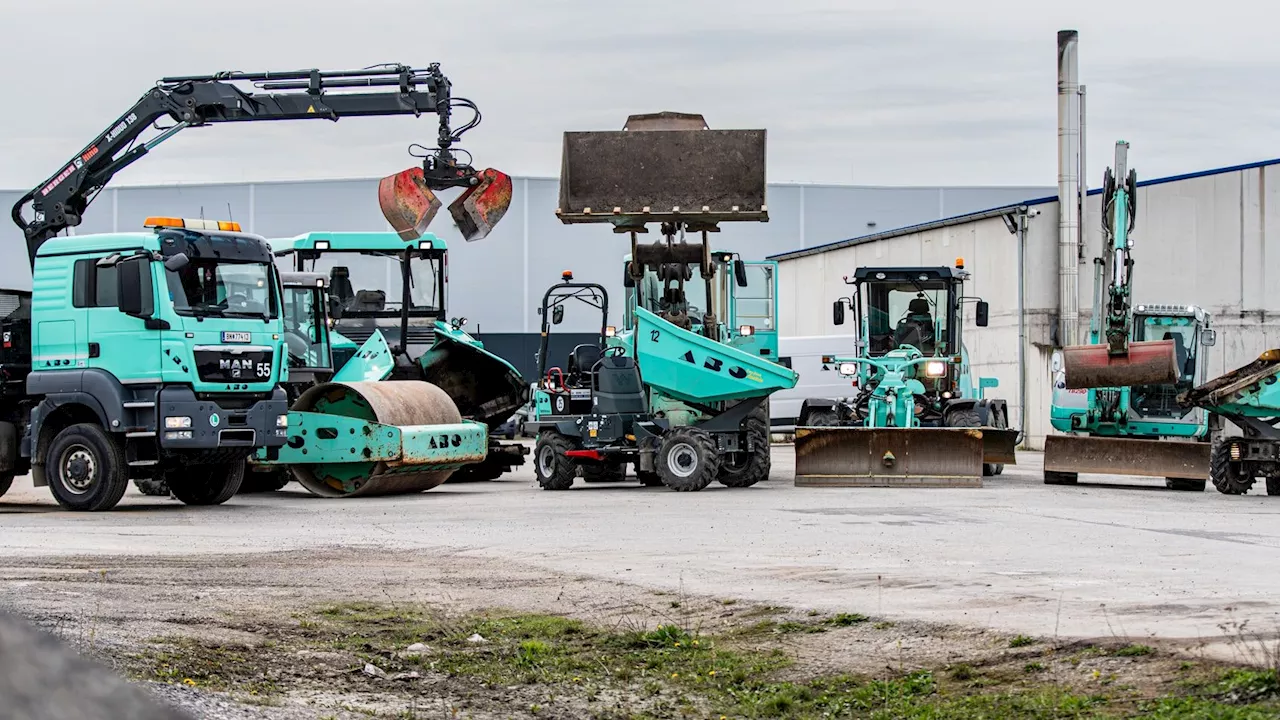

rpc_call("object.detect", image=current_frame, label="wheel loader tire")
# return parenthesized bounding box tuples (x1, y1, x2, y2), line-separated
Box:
(717, 414, 769, 488)
(1044, 470, 1078, 485)
(1210, 439, 1254, 495)
(1165, 478, 1207, 492)
(534, 432, 576, 491)
(0, 472, 13, 499)
(582, 463, 626, 483)
(169, 462, 244, 506)
(946, 408, 1002, 477)
(133, 478, 170, 497)
(806, 409, 840, 427)
(657, 426, 719, 492)
(1267, 477, 1280, 496)
(46, 424, 129, 512)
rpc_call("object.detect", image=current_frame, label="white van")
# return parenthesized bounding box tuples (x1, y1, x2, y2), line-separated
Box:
(771, 335, 859, 432)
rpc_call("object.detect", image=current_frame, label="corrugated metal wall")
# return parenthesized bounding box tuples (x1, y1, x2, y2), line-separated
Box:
(778, 161, 1280, 449)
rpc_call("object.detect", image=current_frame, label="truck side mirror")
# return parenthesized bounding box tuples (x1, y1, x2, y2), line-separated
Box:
(832, 300, 845, 326)
(163, 253, 190, 272)
(975, 301, 990, 327)
(552, 305, 564, 325)
(116, 256, 153, 318)
(734, 259, 749, 287)
(1201, 329, 1217, 347)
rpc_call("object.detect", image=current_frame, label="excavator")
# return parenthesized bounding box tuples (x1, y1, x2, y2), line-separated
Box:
(8, 64, 517, 503)
(1045, 141, 1213, 487)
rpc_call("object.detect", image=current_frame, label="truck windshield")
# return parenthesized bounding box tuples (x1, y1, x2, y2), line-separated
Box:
(863, 280, 950, 356)
(167, 260, 277, 319)
(301, 251, 442, 315)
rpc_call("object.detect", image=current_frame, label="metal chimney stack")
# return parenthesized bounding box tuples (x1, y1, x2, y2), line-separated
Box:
(1057, 29, 1081, 346)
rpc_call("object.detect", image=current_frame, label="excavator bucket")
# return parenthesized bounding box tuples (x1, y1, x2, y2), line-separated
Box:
(1043, 434, 1209, 481)
(794, 427, 985, 488)
(1061, 340, 1180, 389)
(378, 166, 513, 242)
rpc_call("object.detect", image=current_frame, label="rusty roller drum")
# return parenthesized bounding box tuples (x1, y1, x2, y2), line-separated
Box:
(1061, 340, 1180, 389)
(288, 380, 463, 497)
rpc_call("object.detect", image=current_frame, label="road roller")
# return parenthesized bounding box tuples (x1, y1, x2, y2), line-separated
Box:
(1045, 141, 1213, 488)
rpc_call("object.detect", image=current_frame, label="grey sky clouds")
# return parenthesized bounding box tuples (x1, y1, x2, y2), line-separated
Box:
(1, 0, 1274, 190)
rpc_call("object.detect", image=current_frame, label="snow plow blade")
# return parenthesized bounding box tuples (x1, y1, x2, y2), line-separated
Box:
(1061, 340, 1179, 389)
(1043, 435, 1209, 480)
(794, 427, 984, 488)
(379, 166, 513, 242)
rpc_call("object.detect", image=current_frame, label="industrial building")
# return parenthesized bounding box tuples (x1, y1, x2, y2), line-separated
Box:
(770, 156, 1280, 450)
(0, 177, 1044, 379)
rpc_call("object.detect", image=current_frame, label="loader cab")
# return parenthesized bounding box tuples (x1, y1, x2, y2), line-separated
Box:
(269, 232, 446, 363)
(843, 267, 966, 358)
(1128, 304, 1214, 421)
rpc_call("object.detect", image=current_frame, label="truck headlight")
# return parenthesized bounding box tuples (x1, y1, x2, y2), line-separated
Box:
(164, 430, 193, 441)
(924, 361, 947, 378)
(837, 362, 858, 376)
(165, 416, 192, 429)
(277, 414, 289, 428)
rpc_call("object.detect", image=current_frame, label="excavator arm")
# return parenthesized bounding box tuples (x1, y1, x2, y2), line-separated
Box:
(12, 63, 510, 263)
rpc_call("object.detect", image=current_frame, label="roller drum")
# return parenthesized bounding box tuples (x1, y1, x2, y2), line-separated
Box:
(1061, 340, 1179, 389)
(289, 380, 463, 497)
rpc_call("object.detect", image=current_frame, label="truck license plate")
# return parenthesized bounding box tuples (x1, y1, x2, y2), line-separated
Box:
(221, 331, 252, 343)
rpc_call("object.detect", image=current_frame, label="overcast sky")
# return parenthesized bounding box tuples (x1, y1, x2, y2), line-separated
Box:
(2, 0, 1275, 191)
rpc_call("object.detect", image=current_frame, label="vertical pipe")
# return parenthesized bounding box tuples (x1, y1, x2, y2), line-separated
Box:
(1057, 30, 1081, 346)
(1078, 84, 1087, 262)
(1017, 208, 1028, 442)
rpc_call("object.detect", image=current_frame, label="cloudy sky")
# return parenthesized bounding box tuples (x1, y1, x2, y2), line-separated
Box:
(2, 0, 1275, 190)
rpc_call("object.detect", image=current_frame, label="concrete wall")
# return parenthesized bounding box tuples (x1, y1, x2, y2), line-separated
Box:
(778, 160, 1280, 449)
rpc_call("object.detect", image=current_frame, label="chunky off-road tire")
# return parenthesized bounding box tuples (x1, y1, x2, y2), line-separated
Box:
(1210, 439, 1254, 495)
(1267, 477, 1280, 496)
(45, 423, 130, 512)
(582, 463, 626, 483)
(805, 409, 840, 427)
(946, 408, 1002, 477)
(657, 426, 720, 492)
(0, 472, 13, 499)
(133, 478, 170, 496)
(1165, 478, 1207, 492)
(534, 432, 576, 491)
(1044, 470, 1078, 485)
(168, 462, 245, 506)
(237, 469, 291, 494)
(718, 413, 769, 488)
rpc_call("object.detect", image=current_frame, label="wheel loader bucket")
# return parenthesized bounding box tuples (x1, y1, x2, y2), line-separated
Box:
(1043, 434, 1209, 480)
(1061, 340, 1179, 389)
(794, 427, 984, 488)
(379, 166, 513, 242)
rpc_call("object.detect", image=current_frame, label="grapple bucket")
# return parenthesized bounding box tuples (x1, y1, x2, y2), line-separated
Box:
(794, 427, 984, 488)
(556, 113, 767, 228)
(379, 166, 513, 242)
(1043, 434, 1209, 480)
(1061, 340, 1179, 389)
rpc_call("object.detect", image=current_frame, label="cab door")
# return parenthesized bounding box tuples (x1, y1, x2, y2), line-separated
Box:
(730, 260, 780, 362)
(82, 255, 162, 384)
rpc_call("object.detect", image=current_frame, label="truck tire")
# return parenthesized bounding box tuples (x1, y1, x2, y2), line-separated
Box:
(169, 462, 244, 506)
(946, 408, 1002, 476)
(45, 423, 130, 512)
(717, 414, 769, 488)
(534, 432, 576, 491)
(1210, 439, 1254, 495)
(657, 426, 719, 492)
(0, 472, 12, 499)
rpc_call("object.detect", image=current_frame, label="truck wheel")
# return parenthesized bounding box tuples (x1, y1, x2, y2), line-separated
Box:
(1165, 478, 1207, 492)
(718, 414, 769, 488)
(534, 432, 576, 490)
(46, 423, 129, 512)
(657, 427, 720, 492)
(1210, 439, 1254, 495)
(133, 478, 171, 496)
(169, 462, 245, 506)
(1267, 477, 1280, 496)
(946, 408, 1002, 476)
(0, 472, 12, 499)
(582, 463, 626, 483)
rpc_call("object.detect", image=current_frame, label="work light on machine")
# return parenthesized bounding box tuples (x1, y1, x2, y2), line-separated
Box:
(738, 325, 754, 337)
(837, 362, 858, 376)
(605, 326, 616, 338)
(144, 216, 241, 232)
(924, 360, 947, 378)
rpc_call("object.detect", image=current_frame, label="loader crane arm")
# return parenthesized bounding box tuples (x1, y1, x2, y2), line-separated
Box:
(12, 63, 499, 264)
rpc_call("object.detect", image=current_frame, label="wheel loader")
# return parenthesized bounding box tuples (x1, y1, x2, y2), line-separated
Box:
(535, 112, 799, 491)
(1044, 141, 1212, 488)
(792, 263, 1018, 487)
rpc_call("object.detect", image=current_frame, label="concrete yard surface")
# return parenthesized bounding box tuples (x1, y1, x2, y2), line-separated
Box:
(3, 442, 1278, 663)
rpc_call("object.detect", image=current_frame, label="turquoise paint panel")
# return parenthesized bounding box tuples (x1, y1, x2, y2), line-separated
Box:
(332, 331, 395, 383)
(331, 329, 359, 351)
(634, 307, 797, 404)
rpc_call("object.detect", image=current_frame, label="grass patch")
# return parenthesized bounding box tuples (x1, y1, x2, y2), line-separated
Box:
(1113, 644, 1155, 657)
(825, 613, 870, 627)
(1009, 635, 1036, 648)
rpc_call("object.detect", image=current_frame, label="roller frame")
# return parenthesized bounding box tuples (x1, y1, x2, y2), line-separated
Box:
(252, 412, 488, 468)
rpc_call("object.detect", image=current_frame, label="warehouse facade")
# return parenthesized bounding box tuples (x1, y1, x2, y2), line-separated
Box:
(0, 176, 1043, 379)
(770, 158, 1280, 450)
